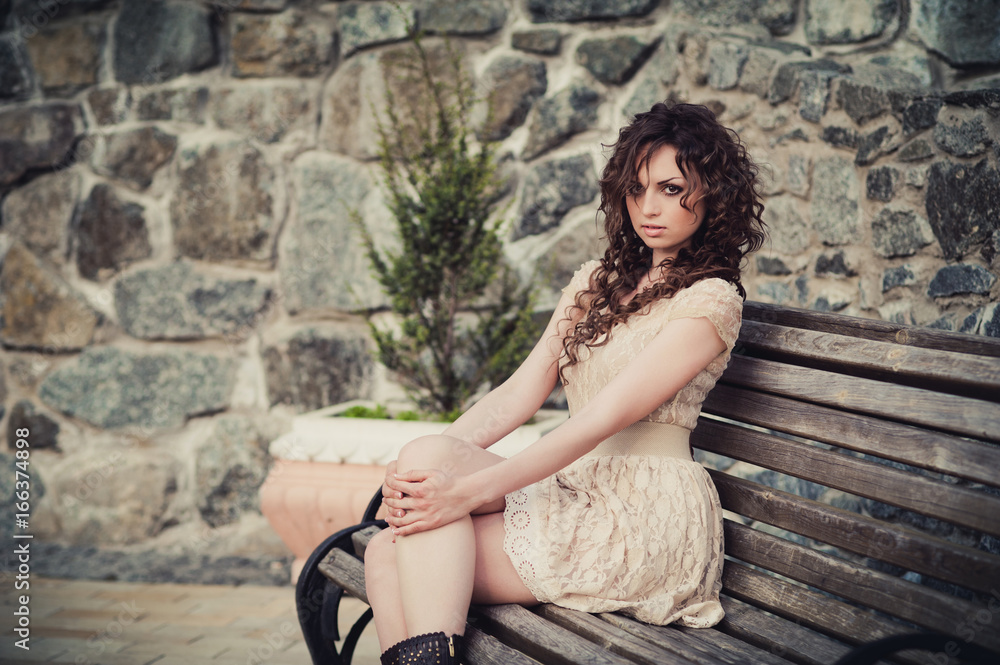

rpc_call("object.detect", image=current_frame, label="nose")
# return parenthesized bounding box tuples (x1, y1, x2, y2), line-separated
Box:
(639, 190, 660, 217)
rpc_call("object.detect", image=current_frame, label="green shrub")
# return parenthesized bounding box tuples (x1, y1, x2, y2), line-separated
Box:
(358, 34, 539, 419)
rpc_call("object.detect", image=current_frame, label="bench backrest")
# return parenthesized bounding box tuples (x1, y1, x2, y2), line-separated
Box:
(691, 301, 1000, 661)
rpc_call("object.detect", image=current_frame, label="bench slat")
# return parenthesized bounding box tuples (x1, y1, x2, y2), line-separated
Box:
(743, 301, 1000, 358)
(738, 320, 1000, 398)
(723, 521, 1000, 653)
(695, 419, 1000, 537)
(320, 549, 369, 603)
(598, 611, 796, 665)
(722, 562, 937, 665)
(472, 604, 640, 665)
(715, 595, 850, 665)
(722, 355, 1000, 442)
(702, 384, 1000, 487)
(534, 604, 717, 665)
(710, 472, 999, 592)
(464, 627, 547, 665)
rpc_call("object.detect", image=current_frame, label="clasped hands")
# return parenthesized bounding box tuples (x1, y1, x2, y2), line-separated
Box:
(381, 460, 476, 538)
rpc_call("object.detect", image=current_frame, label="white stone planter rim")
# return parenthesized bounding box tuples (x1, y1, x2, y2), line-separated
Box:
(269, 400, 567, 464)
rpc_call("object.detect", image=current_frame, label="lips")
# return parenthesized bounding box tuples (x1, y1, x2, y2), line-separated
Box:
(642, 225, 666, 236)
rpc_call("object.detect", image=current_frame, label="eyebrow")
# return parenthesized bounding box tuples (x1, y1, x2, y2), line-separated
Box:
(656, 177, 684, 187)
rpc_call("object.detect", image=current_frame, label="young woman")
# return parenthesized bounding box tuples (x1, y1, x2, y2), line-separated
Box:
(364, 102, 767, 664)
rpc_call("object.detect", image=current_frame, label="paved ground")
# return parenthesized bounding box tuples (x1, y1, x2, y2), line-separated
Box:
(0, 577, 382, 665)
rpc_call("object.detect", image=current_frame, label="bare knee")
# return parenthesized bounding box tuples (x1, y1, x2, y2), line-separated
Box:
(396, 435, 473, 474)
(364, 528, 396, 583)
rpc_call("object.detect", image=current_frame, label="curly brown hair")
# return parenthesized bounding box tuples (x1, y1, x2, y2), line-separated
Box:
(560, 102, 766, 382)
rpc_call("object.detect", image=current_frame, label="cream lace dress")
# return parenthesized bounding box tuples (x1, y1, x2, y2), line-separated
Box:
(502, 260, 742, 627)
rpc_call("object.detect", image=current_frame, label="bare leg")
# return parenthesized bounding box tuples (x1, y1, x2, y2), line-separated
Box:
(364, 434, 536, 651)
(365, 496, 538, 650)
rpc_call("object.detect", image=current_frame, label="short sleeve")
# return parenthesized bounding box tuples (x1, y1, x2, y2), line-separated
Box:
(562, 260, 601, 298)
(666, 278, 743, 353)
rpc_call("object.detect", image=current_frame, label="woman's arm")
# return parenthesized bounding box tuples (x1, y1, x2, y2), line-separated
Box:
(387, 314, 726, 536)
(439, 288, 578, 449)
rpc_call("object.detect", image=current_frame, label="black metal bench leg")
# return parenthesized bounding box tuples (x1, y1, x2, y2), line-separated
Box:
(296, 520, 384, 665)
(340, 607, 376, 664)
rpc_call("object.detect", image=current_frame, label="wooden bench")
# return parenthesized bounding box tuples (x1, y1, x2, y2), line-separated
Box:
(295, 302, 1000, 665)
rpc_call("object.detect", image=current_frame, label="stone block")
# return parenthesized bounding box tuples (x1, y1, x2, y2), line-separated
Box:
(480, 55, 547, 141)
(866, 165, 900, 201)
(926, 159, 1000, 261)
(262, 325, 373, 411)
(768, 60, 850, 106)
(90, 126, 177, 191)
(622, 72, 665, 120)
(318, 52, 380, 160)
(815, 251, 857, 277)
(797, 70, 835, 122)
(983, 304, 1000, 338)
(835, 66, 923, 125)
(1, 169, 80, 260)
(279, 152, 382, 313)
(523, 83, 601, 160)
(24, 19, 103, 95)
(898, 139, 933, 162)
(39, 346, 236, 430)
(421, 0, 507, 35)
(211, 82, 315, 144)
(114, 1, 216, 84)
(805, 0, 897, 45)
(757, 256, 792, 276)
(755, 281, 794, 304)
(516, 154, 598, 240)
(43, 449, 181, 546)
(0, 103, 82, 186)
(786, 154, 811, 198)
(707, 41, 748, 91)
(337, 2, 412, 57)
(738, 47, 778, 98)
(512, 29, 562, 55)
(7, 400, 60, 450)
(764, 196, 810, 254)
(170, 138, 280, 264)
(320, 40, 459, 161)
(900, 97, 943, 134)
(196, 416, 272, 528)
(871, 208, 935, 258)
(882, 265, 917, 292)
(943, 89, 1000, 111)
(230, 9, 333, 77)
(811, 157, 859, 246)
(913, 0, 1000, 67)
(0, 34, 34, 101)
(134, 87, 208, 123)
(674, 0, 797, 35)
(115, 262, 272, 340)
(526, 0, 657, 23)
(927, 264, 996, 297)
(0, 243, 98, 350)
(576, 35, 659, 86)
(933, 110, 991, 158)
(87, 86, 130, 125)
(855, 124, 901, 166)
(74, 184, 152, 281)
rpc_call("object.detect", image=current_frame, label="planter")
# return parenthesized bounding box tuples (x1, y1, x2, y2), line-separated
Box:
(260, 400, 566, 582)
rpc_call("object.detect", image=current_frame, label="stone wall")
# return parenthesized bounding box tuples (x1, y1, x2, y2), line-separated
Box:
(1, 0, 998, 580)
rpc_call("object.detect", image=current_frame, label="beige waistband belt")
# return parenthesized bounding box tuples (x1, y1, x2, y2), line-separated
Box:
(585, 420, 692, 460)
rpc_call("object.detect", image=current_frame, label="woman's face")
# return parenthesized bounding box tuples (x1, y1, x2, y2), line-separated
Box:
(625, 144, 705, 266)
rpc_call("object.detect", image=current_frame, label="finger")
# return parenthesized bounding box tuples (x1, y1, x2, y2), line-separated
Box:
(392, 469, 436, 483)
